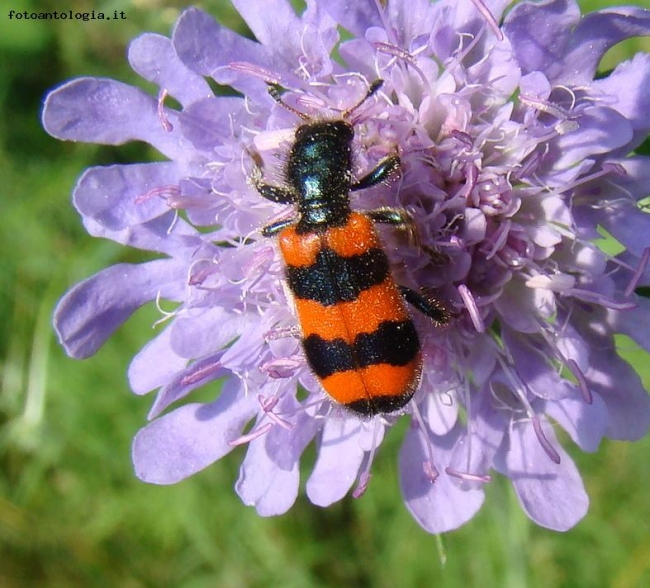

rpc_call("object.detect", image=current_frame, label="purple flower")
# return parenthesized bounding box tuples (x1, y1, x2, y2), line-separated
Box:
(43, 0, 650, 533)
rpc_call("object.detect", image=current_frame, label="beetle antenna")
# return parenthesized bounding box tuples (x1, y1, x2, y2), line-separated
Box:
(342, 79, 384, 118)
(267, 85, 310, 121)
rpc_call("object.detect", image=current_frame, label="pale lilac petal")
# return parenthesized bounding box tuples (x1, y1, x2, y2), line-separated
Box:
(423, 386, 458, 435)
(504, 329, 576, 400)
(82, 213, 203, 257)
(597, 156, 650, 203)
(560, 7, 650, 85)
(170, 307, 248, 359)
(585, 343, 650, 441)
(54, 260, 187, 359)
(385, 0, 437, 47)
(172, 8, 288, 94)
(265, 401, 321, 469)
(128, 325, 187, 396)
(609, 300, 650, 355)
(592, 54, 650, 143)
(235, 400, 316, 516)
(400, 423, 485, 533)
(232, 0, 302, 52)
(494, 282, 555, 333)
(591, 205, 650, 259)
(236, 445, 299, 516)
(449, 387, 507, 485)
(544, 395, 608, 453)
(148, 353, 229, 419)
(497, 418, 589, 531)
(306, 418, 366, 506)
(133, 379, 256, 484)
(550, 107, 633, 171)
(179, 96, 246, 153)
(504, 0, 580, 80)
(73, 163, 179, 230)
(173, 7, 267, 74)
(128, 33, 212, 106)
(42, 78, 186, 160)
(321, 0, 381, 37)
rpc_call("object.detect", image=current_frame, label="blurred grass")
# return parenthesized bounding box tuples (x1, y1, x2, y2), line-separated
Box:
(1, 0, 650, 586)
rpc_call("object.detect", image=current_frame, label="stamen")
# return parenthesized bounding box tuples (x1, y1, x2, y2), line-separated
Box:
(258, 395, 294, 429)
(485, 219, 511, 260)
(165, 209, 180, 235)
(458, 284, 485, 333)
(514, 150, 544, 180)
(260, 355, 303, 379)
(157, 88, 173, 132)
(264, 325, 301, 341)
(180, 361, 223, 386)
(352, 417, 382, 498)
(565, 288, 637, 311)
(352, 471, 371, 499)
(227, 62, 284, 86)
(564, 163, 627, 196)
(519, 94, 573, 120)
(411, 401, 439, 484)
(423, 460, 440, 483)
(445, 468, 491, 484)
(532, 415, 561, 464)
(625, 247, 650, 297)
(152, 291, 179, 327)
(134, 184, 181, 205)
(373, 42, 430, 90)
(469, 0, 504, 42)
(464, 165, 480, 205)
(228, 422, 274, 447)
(495, 354, 536, 418)
(565, 359, 593, 405)
(187, 258, 217, 287)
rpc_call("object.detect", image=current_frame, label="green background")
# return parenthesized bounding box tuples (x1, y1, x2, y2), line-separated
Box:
(2, 1, 650, 586)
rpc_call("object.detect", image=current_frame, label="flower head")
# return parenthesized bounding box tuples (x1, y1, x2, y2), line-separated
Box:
(43, 0, 650, 533)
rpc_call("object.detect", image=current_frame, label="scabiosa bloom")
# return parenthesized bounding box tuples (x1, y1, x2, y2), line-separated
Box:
(43, 0, 650, 533)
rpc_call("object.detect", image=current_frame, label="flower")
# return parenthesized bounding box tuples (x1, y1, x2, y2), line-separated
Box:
(43, 0, 650, 533)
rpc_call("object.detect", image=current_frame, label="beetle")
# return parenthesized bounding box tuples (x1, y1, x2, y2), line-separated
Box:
(253, 81, 448, 416)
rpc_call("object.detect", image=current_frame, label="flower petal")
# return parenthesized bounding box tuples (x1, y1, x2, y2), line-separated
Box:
(170, 307, 248, 359)
(449, 385, 507, 485)
(584, 341, 650, 441)
(609, 299, 650, 355)
(504, 0, 580, 81)
(235, 399, 316, 516)
(82, 213, 203, 257)
(172, 8, 289, 94)
(42, 78, 185, 160)
(549, 107, 633, 171)
(133, 379, 256, 484)
(232, 0, 301, 51)
(54, 259, 187, 359)
(400, 422, 485, 533)
(306, 417, 366, 506)
(560, 7, 650, 85)
(497, 418, 589, 531)
(128, 324, 188, 396)
(592, 54, 650, 146)
(128, 33, 213, 106)
(73, 163, 179, 230)
(544, 395, 608, 453)
(147, 353, 229, 419)
(320, 0, 381, 38)
(504, 329, 577, 400)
